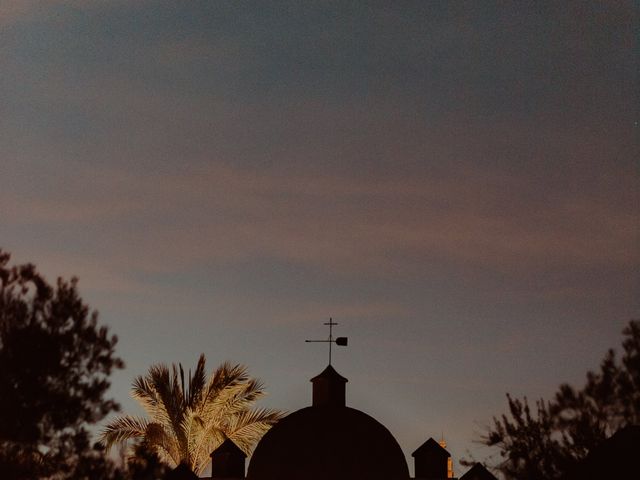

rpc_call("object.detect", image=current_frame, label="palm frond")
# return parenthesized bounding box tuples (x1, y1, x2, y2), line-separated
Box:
(146, 422, 181, 467)
(131, 371, 174, 428)
(225, 408, 285, 454)
(131, 374, 157, 407)
(186, 353, 207, 408)
(155, 445, 178, 468)
(180, 407, 205, 468)
(192, 428, 226, 475)
(203, 362, 250, 403)
(102, 355, 284, 475)
(205, 377, 267, 424)
(99, 416, 149, 452)
(150, 363, 187, 443)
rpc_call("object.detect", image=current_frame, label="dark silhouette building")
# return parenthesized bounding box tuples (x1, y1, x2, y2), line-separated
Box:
(211, 439, 247, 479)
(246, 365, 409, 480)
(413, 438, 451, 479)
(175, 364, 498, 480)
(459, 463, 498, 480)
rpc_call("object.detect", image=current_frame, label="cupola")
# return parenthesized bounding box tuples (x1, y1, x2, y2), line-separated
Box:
(310, 364, 348, 407)
(246, 365, 409, 480)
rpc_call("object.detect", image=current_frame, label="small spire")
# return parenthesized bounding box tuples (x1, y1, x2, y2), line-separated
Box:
(439, 432, 446, 449)
(305, 318, 348, 365)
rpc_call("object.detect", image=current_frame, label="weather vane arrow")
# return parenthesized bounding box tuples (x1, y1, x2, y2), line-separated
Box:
(305, 318, 348, 365)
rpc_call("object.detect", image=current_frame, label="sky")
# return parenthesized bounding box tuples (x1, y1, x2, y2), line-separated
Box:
(1, 0, 638, 475)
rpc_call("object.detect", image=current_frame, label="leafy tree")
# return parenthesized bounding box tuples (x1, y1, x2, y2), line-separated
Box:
(100, 354, 284, 475)
(71, 442, 127, 480)
(0, 249, 125, 479)
(483, 320, 640, 480)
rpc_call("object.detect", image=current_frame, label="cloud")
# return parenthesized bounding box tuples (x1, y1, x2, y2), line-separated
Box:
(3, 154, 636, 284)
(1, 0, 636, 312)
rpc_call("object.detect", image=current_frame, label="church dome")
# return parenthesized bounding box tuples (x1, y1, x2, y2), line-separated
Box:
(246, 366, 409, 480)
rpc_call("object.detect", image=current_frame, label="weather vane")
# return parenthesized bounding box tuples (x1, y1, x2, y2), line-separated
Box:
(305, 318, 348, 365)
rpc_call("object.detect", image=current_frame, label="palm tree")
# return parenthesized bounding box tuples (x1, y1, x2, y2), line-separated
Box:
(100, 354, 284, 475)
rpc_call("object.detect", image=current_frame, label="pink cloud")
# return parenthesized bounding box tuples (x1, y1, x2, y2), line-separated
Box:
(4, 159, 637, 285)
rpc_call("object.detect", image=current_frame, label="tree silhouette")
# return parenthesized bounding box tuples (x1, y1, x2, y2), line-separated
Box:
(0, 249, 124, 479)
(100, 354, 284, 475)
(126, 441, 170, 480)
(482, 320, 640, 480)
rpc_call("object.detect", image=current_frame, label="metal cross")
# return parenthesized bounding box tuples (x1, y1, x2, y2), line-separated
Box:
(305, 318, 348, 365)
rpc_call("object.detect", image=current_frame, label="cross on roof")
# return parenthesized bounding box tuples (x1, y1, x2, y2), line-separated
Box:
(305, 318, 348, 365)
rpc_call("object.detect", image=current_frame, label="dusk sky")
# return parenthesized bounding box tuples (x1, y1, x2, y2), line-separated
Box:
(1, 1, 638, 474)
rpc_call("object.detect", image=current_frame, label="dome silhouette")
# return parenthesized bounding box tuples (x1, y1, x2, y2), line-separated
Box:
(246, 366, 409, 480)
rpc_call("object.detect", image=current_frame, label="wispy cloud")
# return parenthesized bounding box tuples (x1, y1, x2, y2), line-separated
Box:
(4, 158, 637, 281)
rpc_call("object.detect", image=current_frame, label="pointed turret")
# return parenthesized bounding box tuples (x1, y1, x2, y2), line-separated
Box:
(459, 463, 497, 480)
(412, 437, 450, 479)
(211, 438, 247, 478)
